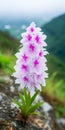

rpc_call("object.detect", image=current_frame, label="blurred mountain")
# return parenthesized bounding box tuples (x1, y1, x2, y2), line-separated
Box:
(42, 14, 65, 62)
(0, 16, 50, 40)
(0, 17, 46, 40)
(0, 18, 28, 39)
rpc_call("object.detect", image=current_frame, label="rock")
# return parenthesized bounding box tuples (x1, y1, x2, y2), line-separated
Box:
(0, 75, 65, 130)
(0, 94, 61, 130)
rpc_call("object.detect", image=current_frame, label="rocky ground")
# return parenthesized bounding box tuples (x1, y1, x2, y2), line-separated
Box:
(0, 75, 65, 130)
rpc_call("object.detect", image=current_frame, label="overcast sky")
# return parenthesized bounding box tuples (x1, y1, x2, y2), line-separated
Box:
(0, 0, 65, 19)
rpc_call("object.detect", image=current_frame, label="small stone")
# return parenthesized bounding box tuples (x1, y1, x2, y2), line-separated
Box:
(12, 122, 17, 127)
(5, 107, 7, 110)
(57, 118, 65, 124)
(42, 102, 53, 112)
(0, 95, 2, 101)
(4, 76, 13, 84)
(10, 86, 15, 92)
(11, 102, 18, 109)
(0, 107, 2, 109)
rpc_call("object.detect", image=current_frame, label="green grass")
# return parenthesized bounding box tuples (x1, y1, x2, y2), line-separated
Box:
(42, 75, 65, 118)
(0, 52, 16, 74)
(43, 75, 65, 102)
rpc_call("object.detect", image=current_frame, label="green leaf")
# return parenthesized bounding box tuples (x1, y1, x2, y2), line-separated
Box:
(28, 101, 43, 114)
(23, 88, 30, 104)
(12, 89, 43, 119)
(31, 111, 40, 115)
(19, 93, 25, 106)
(12, 99, 24, 111)
(29, 90, 40, 105)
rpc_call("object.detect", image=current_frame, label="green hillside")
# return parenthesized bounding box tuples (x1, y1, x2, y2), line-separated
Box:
(42, 14, 65, 62)
(0, 31, 19, 74)
(0, 31, 20, 54)
(47, 54, 65, 81)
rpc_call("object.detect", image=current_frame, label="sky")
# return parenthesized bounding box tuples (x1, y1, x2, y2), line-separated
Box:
(0, 0, 65, 21)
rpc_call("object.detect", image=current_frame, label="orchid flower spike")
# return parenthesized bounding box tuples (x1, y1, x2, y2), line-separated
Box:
(13, 22, 48, 92)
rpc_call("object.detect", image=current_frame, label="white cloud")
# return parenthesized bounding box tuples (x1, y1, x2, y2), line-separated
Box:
(0, 0, 65, 18)
(4, 25, 11, 29)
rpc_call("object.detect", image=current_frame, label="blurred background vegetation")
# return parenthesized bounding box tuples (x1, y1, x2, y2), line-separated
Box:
(0, 0, 65, 119)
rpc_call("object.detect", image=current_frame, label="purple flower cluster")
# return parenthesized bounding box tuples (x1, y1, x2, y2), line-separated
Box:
(13, 22, 48, 91)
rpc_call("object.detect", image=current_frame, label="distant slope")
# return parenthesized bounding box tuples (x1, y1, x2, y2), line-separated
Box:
(0, 31, 20, 53)
(47, 54, 65, 81)
(42, 14, 65, 62)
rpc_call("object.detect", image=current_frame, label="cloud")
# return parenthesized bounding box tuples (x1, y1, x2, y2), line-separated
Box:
(0, 0, 65, 18)
(4, 25, 11, 29)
